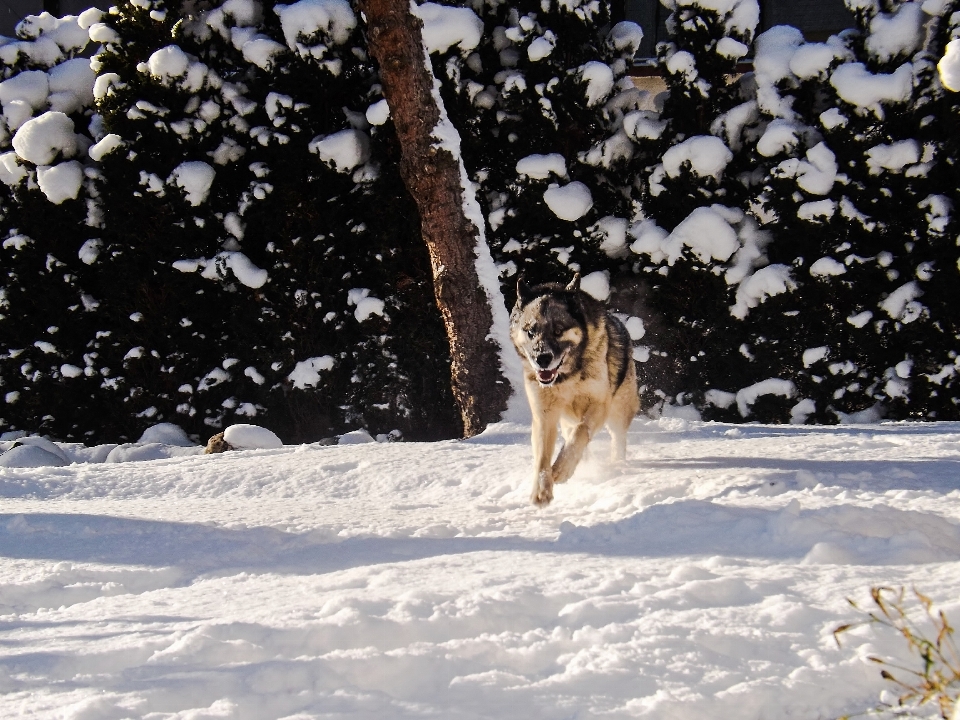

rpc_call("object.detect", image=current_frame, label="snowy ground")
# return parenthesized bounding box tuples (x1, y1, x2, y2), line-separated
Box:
(1, 418, 959, 719)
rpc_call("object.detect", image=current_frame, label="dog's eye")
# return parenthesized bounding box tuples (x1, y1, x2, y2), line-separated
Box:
(525, 327, 535, 338)
(553, 327, 565, 337)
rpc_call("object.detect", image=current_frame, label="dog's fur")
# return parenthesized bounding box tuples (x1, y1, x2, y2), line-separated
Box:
(510, 273, 640, 506)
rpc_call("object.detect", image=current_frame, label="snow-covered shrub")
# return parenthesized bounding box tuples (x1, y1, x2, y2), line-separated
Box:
(1, 0, 457, 443)
(0, 12, 107, 440)
(736, 0, 960, 422)
(620, 0, 770, 417)
(427, 0, 645, 300)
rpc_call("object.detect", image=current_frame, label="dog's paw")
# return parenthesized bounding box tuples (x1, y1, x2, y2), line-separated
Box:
(531, 471, 553, 506)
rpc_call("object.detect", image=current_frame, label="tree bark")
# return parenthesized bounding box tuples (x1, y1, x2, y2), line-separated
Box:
(359, 0, 510, 437)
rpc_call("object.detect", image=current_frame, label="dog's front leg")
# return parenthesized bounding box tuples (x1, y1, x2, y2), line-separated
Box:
(530, 411, 559, 507)
(552, 404, 605, 484)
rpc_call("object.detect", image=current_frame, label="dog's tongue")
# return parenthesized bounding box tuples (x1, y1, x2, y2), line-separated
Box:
(537, 368, 558, 384)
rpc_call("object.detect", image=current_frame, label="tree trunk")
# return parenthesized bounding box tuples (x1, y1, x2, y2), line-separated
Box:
(360, 0, 510, 437)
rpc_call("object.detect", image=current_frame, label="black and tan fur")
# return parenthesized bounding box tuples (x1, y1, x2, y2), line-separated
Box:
(510, 273, 640, 506)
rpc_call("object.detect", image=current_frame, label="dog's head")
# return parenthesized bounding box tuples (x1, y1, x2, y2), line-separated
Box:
(510, 273, 586, 386)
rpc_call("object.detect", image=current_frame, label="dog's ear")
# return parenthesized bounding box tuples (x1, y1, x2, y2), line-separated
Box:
(566, 272, 581, 292)
(516, 273, 534, 306)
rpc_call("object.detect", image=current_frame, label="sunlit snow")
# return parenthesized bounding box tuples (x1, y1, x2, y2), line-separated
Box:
(1, 420, 959, 719)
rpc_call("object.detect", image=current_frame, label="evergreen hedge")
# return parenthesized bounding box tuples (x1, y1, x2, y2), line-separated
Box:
(1, 0, 958, 443)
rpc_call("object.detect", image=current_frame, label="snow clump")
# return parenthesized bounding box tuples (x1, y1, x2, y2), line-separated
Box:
(138, 422, 195, 446)
(287, 356, 335, 389)
(12, 111, 77, 165)
(516, 153, 567, 179)
(543, 181, 593, 221)
(347, 288, 385, 322)
(170, 161, 216, 206)
(276, 0, 356, 56)
(579, 271, 610, 300)
(146, 46, 191, 85)
(579, 61, 615, 105)
(309, 129, 370, 172)
(413, 2, 483, 54)
(730, 264, 796, 319)
(223, 423, 283, 449)
(830, 63, 913, 109)
(661, 135, 733, 179)
(939, 39, 960, 91)
(36, 160, 83, 203)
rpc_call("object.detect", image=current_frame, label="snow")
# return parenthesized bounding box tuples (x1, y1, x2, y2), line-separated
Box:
(594, 215, 629, 257)
(608, 21, 644, 55)
(527, 34, 556, 61)
(413, 2, 483, 55)
(661, 135, 733, 179)
(276, 0, 356, 54)
(865, 3, 923, 63)
(730, 263, 795, 319)
(2, 420, 959, 718)
(287, 355, 335, 388)
(88, 134, 123, 162)
(578, 61, 615, 105)
(802, 346, 829, 366)
(346, 287, 385, 322)
(137, 422, 195, 446)
(830, 62, 913, 109)
(797, 198, 836, 221)
(0, 70, 50, 115)
(365, 98, 390, 126)
(879, 281, 924, 323)
(515, 152, 567, 179)
(543, 181, 593, 221)
(865, 139, 920, 175)
(809, 256, 847, 277)
(579, 270, 610, 300)
(35, 160, 83, 204)
(774, 142, 837, 196)
(669, 205, 740, 263)
(221, 251, 268, 289)
(717, 36, 749, 59)
(146, 45, 191, 84)
(241, 36, 286, 70)
(788, 42, 836, 79)
(11, 111, 77, 165)
(735, 378, 796, 416)
(938, 38, 960, 91)
(756, 118, 798, 157)
(170, 161, 215, 206)
(223, 423, 283, 449)
(309, 128, 370, 172)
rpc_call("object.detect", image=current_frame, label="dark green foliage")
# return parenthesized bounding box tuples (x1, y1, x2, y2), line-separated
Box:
(1, 0, 458, 443)
(623, 0, 763, 415)
(739, 0, 960, 422)
(429, 0, 644, 300)
(0, 13, 105, 440)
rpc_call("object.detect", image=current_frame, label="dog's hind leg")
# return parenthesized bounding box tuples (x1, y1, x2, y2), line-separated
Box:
(606, 367, 640, 463)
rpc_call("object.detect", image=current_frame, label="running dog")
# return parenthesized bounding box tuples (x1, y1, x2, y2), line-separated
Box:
(510, 273, 639, 506)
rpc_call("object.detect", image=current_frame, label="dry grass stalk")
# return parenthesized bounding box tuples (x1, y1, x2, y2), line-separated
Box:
(834, 586, 960, 719)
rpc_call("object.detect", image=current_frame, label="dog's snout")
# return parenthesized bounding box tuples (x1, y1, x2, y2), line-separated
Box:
(535, 352, 553, 369)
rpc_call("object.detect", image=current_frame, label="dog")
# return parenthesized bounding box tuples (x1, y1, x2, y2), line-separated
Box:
(510, 273, 639, 506)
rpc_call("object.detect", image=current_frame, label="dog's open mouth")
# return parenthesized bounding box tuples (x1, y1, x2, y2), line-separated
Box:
(536, 367, 560, 385)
